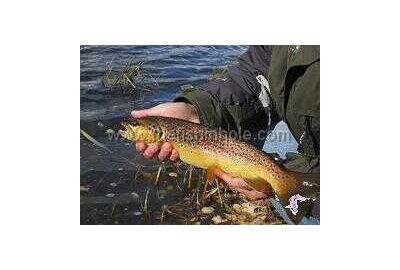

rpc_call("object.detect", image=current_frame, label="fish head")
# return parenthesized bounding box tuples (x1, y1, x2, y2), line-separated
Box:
(119, 117, 164, 143)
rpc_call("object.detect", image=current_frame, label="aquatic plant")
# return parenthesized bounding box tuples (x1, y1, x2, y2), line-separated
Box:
(207, 57, 238, 81)
(101, 56, 161, 92)
(208, 66, 229, 81)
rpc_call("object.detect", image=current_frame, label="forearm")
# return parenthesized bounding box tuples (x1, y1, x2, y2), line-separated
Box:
(175, 46, 277, 135)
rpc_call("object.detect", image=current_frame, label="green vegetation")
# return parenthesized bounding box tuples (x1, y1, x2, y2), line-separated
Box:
(207, 57, 238, 81)
(101, 56, 161, 92)
(208, 66, 229, 81)
(148, 163, 283, 225)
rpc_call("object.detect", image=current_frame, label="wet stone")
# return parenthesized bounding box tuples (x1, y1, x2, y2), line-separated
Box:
(190, 217, 197, 222)
(168, 172, 178, 177)
(212, 215, 223, 224)
(233, 204, 242, 212)
(130, 192, 139, 199)
(201, 207, 215, 215)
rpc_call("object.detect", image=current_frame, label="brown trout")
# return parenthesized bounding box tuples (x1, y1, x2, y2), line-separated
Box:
(120, 116, 318, 223)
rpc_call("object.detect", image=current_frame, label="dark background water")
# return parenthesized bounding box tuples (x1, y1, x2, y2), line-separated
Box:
(80, 45, 298, 224)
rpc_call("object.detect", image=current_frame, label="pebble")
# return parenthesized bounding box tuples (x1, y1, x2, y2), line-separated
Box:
(109, 182, 117, 187)
(105, 193, 115, 198)
(201, 207, 215, 215)
(212, 215, 223, 224)
(168, 172, 178, 177)
(233, 204, 242, 212)
(80, 186, 90, 192)
(250, 216, 267, 225)
(130, 192, 139, 200)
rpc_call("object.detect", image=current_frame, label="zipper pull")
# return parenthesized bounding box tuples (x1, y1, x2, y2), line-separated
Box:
(256, 74, 272, 132)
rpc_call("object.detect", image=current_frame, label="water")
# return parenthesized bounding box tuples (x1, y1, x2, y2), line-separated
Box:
(80, 45, 247, 122)
(80, 45, 298, 225)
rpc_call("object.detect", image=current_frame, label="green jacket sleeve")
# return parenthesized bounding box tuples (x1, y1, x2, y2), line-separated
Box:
(174, 46, 278, 144)
(175, 87, 224, 128)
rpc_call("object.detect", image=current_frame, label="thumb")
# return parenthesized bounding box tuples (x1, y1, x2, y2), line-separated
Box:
(131, 104, 165, 118)
(131, 108, 157, 118)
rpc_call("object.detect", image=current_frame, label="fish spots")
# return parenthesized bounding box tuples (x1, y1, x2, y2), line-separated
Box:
(124, 116, 293, 191)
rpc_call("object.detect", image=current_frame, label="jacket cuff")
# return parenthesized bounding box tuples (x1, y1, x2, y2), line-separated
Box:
(174, 88, 222, 128)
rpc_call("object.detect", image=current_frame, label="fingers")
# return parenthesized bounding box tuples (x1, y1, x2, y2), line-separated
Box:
(235, 188, 268, 201)
(169, 149, 179, 162)
(135, 141, 146, 152)
(135, 141, 179, 162)
(131, 104, 164, 118)
(131, 109, 150, 118)
(212, 168, 268, 201)
(215, 170, 253, 191)
(142, 143, 159, 159)
(158, 142, 173, 161)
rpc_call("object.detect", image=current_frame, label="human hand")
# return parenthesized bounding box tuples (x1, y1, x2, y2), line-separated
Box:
(131, 102, 270, 201)
(131, 102, 200, 162)
(210, 166, 272, 201)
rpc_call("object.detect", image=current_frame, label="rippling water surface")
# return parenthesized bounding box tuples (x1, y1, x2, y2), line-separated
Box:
(80, 45, 247, 121)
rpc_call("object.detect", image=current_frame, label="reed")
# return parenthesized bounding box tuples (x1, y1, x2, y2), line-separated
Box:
(101, 56, 161, 92)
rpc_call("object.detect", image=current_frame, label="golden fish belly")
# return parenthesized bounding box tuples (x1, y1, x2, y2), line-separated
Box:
(172, 143, 272, 191)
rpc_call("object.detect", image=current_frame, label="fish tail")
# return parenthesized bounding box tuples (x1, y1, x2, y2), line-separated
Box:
(274, 172, 318, 224)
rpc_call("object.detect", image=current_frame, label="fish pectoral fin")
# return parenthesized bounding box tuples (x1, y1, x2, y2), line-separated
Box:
(202, 166, 224, 201)
(206, 165, 224, 183)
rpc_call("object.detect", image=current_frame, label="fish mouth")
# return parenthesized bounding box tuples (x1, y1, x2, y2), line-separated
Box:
(119, 118, 141, 139)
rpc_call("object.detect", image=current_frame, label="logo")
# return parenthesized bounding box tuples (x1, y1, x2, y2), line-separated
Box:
(285, 194, 310, 215)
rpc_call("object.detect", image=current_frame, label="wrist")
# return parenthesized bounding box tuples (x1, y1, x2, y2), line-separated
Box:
(185, 103, 200, 124)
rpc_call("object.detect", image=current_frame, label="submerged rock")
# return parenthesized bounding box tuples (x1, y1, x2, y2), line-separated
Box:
(130, 192, 139, 199)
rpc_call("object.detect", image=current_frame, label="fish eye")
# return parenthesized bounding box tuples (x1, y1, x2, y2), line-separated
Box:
(127, 118, 140, 126)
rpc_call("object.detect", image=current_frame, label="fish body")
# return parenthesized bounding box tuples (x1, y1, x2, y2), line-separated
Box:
(120, 116, 316, 223)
